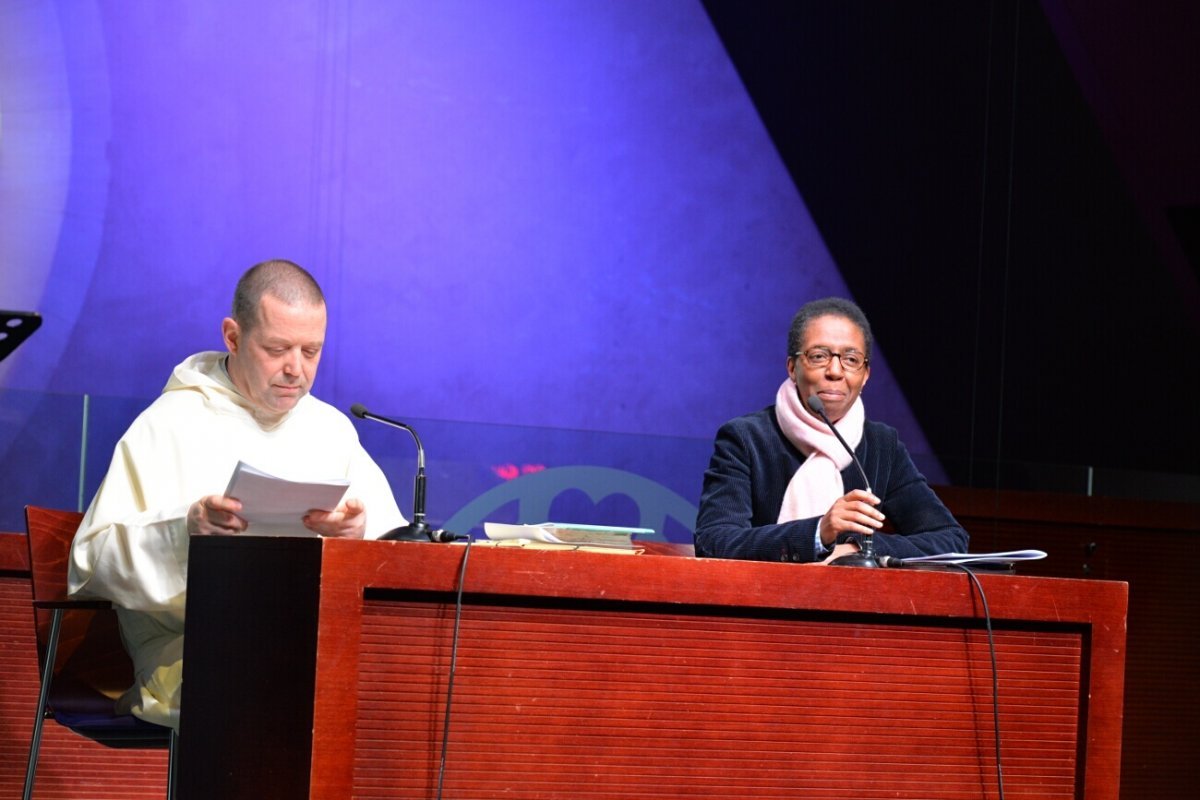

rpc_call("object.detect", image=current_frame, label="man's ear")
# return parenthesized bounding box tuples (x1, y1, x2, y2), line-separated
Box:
(221, 317, 241, 355)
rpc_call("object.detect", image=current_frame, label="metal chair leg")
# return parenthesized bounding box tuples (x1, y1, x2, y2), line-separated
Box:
(24, 608, 63, 800)
(167, 727, 179, 800)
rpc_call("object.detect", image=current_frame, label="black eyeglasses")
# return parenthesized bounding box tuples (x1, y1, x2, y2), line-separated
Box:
(792, 347, 869, 373)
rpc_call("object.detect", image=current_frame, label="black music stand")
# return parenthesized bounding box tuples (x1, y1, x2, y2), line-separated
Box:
(0, 311, 41, 362)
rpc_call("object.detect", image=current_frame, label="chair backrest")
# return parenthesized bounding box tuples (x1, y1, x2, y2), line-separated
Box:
(25, 506, 83, 606)
(24, 506, 135, 712)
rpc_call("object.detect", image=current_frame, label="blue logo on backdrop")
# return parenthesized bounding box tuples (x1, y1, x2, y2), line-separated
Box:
(444, 466, 697, 543)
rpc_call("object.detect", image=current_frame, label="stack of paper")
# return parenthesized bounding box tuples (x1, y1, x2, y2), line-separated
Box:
(223, 460, 349, 536)
(483, 522, 654, 550)
(901, 549, 1048, 566)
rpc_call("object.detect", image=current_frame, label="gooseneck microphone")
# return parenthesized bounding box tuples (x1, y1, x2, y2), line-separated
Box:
(807, 394, 881, 568)
(350, 403, 460, 542)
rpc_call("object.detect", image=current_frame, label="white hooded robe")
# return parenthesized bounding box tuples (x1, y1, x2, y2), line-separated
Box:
(68, 351, 405, 729)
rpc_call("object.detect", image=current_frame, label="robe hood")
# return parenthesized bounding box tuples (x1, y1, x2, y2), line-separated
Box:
(162, 351, 296, 430)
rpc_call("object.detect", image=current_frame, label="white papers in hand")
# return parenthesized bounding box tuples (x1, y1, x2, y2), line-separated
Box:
(223, 460, 350, 537)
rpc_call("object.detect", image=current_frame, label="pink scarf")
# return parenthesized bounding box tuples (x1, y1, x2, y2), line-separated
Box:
(774, 378, 865, 523)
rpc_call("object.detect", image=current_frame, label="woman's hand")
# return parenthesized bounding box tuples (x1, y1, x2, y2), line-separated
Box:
(818, 489, 884, 548)
(821, 541, 862, 564)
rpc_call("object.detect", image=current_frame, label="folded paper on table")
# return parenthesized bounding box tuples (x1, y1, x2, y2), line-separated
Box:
(223, 460, 350, 537)
(474, 538, 646, 555)
(483, 522, 654, 549)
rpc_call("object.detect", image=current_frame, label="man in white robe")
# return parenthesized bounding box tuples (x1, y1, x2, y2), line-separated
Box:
(68, 260, 405, 730)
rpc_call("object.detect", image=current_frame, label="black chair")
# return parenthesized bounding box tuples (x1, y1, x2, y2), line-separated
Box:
(23, 505, 176, 800)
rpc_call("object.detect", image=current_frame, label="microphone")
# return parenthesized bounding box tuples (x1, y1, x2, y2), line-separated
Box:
(807, 394, 881, 568)
(350, 403, 452, 542)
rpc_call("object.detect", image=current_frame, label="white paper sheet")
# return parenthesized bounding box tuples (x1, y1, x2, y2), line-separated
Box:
(223, 460, 350, 537)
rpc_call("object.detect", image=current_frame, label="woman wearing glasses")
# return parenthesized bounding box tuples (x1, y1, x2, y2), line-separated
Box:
(694, 297, 967, 563)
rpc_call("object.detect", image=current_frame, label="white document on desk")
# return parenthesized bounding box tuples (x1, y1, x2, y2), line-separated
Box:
(223, 460, 350, 537)
(902, 549, 1048, 565)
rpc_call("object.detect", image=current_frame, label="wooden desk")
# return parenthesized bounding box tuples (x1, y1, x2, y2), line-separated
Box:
(178, 537, 1127, 799)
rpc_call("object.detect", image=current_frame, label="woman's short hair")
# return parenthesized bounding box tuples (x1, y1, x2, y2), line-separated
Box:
(787, 297, 873, 358)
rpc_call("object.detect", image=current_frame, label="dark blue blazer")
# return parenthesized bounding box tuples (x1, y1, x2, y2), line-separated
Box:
(695, 407, 968, 562)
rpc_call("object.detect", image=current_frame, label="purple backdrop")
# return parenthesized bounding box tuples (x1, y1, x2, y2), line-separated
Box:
(0, 0, 934, 535)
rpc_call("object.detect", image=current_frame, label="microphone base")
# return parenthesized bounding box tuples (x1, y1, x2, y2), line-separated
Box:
(828, 551, 882, 568)
(380, 521, 432, 542)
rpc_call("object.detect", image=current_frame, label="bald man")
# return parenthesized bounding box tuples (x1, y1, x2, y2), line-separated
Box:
(69, 259, 404, 730)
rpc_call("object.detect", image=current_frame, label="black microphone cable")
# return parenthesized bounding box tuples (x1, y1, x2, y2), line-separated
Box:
(435, 534, 474, 800)
(882, 556, 1006, 797)
(946, 563, 1006, 800)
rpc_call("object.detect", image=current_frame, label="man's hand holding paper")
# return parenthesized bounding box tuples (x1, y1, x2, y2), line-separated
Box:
(220, 460, 352, 537)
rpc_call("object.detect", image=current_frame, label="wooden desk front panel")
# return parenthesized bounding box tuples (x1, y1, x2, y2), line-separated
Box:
(241, 539, 1127, 800)
(350, 597, 1083, 799)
